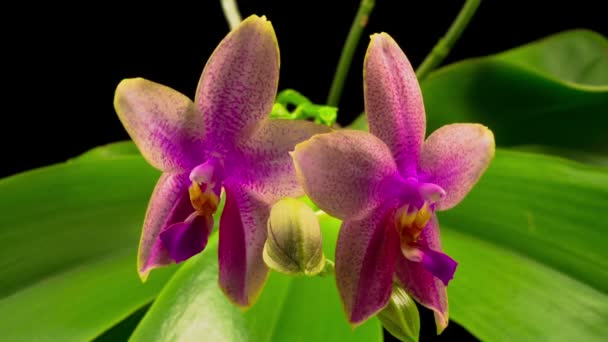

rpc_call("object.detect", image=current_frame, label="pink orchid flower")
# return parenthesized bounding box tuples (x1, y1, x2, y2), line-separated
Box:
(114, 15, 328, 307)
(292, 33, 495, 331)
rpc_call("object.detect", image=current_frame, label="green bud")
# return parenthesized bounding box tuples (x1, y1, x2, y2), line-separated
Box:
(263, 197, 326, 276)
(377, 285, 421, 342)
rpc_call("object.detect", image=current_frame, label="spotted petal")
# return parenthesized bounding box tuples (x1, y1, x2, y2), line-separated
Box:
(395, 216, 450, 333)
(419, 124, 495, 210)
(114, 78, 204, 172)
(336, 205, 400, 324)
(218, 182, 272, 307)
(231, 119, 331, 199)
(138, 173, 192, 280)
(292, 130, 400, 220)
(364, 33, 426, 176)
(196, 15, 279, 151)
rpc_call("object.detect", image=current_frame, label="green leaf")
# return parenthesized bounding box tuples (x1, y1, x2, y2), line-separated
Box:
(513, 145, 608, 167)
(439, 150, 608, 341)
(93, 304, 151, 342)
(0, 142, 176, 341)
(497, 30, 608, 86)
(130, 214, 383, 341)
(422, 29, 608, 153)
(350, 30, 608, 154)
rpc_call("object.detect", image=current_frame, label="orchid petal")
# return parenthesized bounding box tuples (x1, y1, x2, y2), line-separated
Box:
(160, 213, 213, 263)
(419, 124, 495, 210)
(138, 173, 191, 280)
(218, 183, 271, 307)
(114, 78, 203, 172)
(395, 216, 450, 333)
(292, 130, 400, 220)
(196, 15, 279, 149)
(231, 119, 331, 200)
(364, 33, 426, 176)
(336, 206, 400, 325)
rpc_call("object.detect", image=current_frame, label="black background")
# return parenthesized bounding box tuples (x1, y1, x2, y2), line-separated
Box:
(4, 1, 606, 179)
(3, 1, 606, 340)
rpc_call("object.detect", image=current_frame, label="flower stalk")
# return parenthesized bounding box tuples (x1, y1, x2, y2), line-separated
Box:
(415, 0, 481, 81)
(326, 0, 375, 107)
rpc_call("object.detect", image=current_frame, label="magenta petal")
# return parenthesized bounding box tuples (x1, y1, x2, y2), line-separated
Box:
(196, 15, 279, 149)
(232, 119, 331, 201)
(160, 214, 213, 263)
(218, 183, 270, 307)
(419, 124, 495, 210)
(336, 206, 400, 324)
(364, 33, 426, 176)
(138, 173, 191, 280)
(395, 216, 450, 333)
(419, 247, 458, 286)
(292, 130, 399, 220)
(114, 78, 203, 172)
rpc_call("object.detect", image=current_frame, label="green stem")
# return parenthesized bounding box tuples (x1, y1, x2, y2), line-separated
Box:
(415, 0, 481, 81)
(326, 0, 376, 107)
(220, 0, 242, 30)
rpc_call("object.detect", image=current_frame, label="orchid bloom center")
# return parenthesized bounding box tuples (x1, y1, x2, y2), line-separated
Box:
(394, 178, 445, 255)
(188, 157, 224, 216)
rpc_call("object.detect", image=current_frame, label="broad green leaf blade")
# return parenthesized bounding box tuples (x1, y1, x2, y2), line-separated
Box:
(444, 228, 608, 341)
(438, 150, 608, 341)
(94, 304, 151, 342)
(423, 59, 608, 152)
(422, 30, 608, 152)
(350, 30, 608, 154)
(513, 145, 608, 167)
(131, 215, 383, 342)
(0, 142, 176, 341)
(442, 150, 608, 292)
(497, 30, 608, 86)
(0, 253, 174, 341)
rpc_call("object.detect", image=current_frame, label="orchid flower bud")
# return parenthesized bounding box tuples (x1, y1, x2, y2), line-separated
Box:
(377, 284, 421, 342)
(263, 197, 326, 276)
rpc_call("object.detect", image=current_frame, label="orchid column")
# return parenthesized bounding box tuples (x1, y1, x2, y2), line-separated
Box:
(114, 15, 329, 307)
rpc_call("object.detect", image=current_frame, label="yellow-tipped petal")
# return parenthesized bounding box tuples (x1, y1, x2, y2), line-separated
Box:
(364, 32, 426, 175)
(420, 123, 495, 211)
(195, 15, 280, 145)
(114, 78, 203, 172)
(291, 130, 399, 220)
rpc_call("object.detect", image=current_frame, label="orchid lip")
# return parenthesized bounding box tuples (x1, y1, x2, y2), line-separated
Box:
(393, 179, 456, 285)
(188, 157, 224, 216)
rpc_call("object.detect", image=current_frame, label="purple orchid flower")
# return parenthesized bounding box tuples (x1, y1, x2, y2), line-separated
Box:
(113, 15, 328, 306)
(291, 33, 495, 331)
